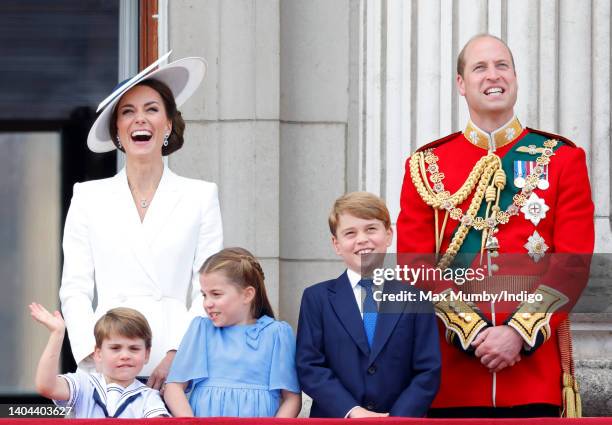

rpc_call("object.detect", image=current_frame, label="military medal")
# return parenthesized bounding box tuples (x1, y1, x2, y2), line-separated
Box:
(513, 160, 526, 188)
(537, 165, 550, 190)
(515, 160, 549, 191)
(516, 144, 552, 190)
(524, 230, 549, 262)
(520, 192, 549, 225)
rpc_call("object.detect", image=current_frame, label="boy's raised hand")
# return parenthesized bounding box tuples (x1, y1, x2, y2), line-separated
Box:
(29, 303, 65, 334)
(30, 302, 70, 402)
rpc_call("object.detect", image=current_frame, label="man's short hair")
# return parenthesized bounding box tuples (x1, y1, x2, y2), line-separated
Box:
(94, 307, 152, 349)
(456, 33, 516, 77)
(328, 192, 391, 236)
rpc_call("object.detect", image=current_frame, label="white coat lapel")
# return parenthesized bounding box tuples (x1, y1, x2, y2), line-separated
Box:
(112, 169, 160, 288)
(141, 167, 182, 247)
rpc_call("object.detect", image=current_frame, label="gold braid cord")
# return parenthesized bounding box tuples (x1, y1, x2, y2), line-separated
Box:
(410, 153, 491, 209)
(409, 151, 503, 268)
(409, 140, 557, 269)
(410, 152, 502, 349)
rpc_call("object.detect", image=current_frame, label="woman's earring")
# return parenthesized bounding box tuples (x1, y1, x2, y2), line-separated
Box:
(163, 133, 169, 147)
(116, 135, 122, 149)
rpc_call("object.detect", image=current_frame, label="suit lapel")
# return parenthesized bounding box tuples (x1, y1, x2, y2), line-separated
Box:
(368, 281, 405, 364)
(328, 272, 370, 356)
(141, 167, 182, 246)
(111, 169, 159, 288)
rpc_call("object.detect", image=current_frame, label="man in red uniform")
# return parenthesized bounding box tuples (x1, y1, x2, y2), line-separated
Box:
(397, 34, 594, 417)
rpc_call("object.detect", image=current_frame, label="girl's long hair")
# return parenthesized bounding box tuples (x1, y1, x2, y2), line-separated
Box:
(199, 247, 275, 319)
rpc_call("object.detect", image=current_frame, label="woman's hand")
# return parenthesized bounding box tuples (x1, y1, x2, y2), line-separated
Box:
(147, 350, 176, 390)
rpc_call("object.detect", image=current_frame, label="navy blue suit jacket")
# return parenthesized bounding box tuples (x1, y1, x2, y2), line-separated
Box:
(296, 271, 441, 417)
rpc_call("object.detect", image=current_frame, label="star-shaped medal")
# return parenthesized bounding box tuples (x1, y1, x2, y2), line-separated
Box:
(524, 230, 549, 262)
(520, 192, 549, 225)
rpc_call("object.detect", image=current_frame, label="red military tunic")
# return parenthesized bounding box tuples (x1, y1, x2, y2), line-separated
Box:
(397, 117, 594, 409)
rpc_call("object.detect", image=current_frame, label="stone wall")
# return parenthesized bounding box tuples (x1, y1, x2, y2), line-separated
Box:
(165, 0, 611, 416)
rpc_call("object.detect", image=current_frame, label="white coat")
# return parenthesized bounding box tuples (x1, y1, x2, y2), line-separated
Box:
(59, 166, 223, 375)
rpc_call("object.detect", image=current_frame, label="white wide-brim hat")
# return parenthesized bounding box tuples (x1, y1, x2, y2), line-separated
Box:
(87, 51, 206, 153)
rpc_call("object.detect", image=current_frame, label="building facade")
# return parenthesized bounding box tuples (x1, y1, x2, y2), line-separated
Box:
(163, 0, 612, 416)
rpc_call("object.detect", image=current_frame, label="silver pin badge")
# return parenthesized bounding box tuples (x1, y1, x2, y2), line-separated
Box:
(520, 192, 549, 226)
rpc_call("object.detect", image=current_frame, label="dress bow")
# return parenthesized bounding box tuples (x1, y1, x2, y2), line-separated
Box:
(245, 315, 274, 349)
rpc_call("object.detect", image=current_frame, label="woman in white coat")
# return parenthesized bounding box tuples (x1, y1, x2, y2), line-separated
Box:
(59, 53, 222, 389)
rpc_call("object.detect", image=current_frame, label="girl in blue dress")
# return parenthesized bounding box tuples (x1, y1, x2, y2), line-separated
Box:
(164, 247, 302, 417)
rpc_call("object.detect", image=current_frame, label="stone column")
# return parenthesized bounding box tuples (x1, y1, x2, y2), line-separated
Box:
(279, 0, 354, 327)
(167, 0, 282, 312)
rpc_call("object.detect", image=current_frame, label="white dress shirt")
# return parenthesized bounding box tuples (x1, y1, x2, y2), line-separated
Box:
(346, 268, 381, 318)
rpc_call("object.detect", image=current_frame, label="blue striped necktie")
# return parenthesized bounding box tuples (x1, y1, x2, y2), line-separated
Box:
(358, 279, 378, 347)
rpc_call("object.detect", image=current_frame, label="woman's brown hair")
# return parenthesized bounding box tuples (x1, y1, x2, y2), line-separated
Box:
(108, 78, 186, 156)
(199, 247, 275, 319)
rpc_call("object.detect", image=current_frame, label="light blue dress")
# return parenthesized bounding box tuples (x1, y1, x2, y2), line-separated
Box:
(167, 315, 300, 417)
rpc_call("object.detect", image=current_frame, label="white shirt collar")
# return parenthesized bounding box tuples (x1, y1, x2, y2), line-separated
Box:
(346, 268, 361, 289)
(88, 373, 146, 408)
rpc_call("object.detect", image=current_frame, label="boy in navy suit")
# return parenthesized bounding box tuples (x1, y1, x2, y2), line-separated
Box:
(296, 192, 440, 418)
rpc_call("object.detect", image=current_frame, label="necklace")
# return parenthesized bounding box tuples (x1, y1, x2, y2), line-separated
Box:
(127, 181, 150, 209)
